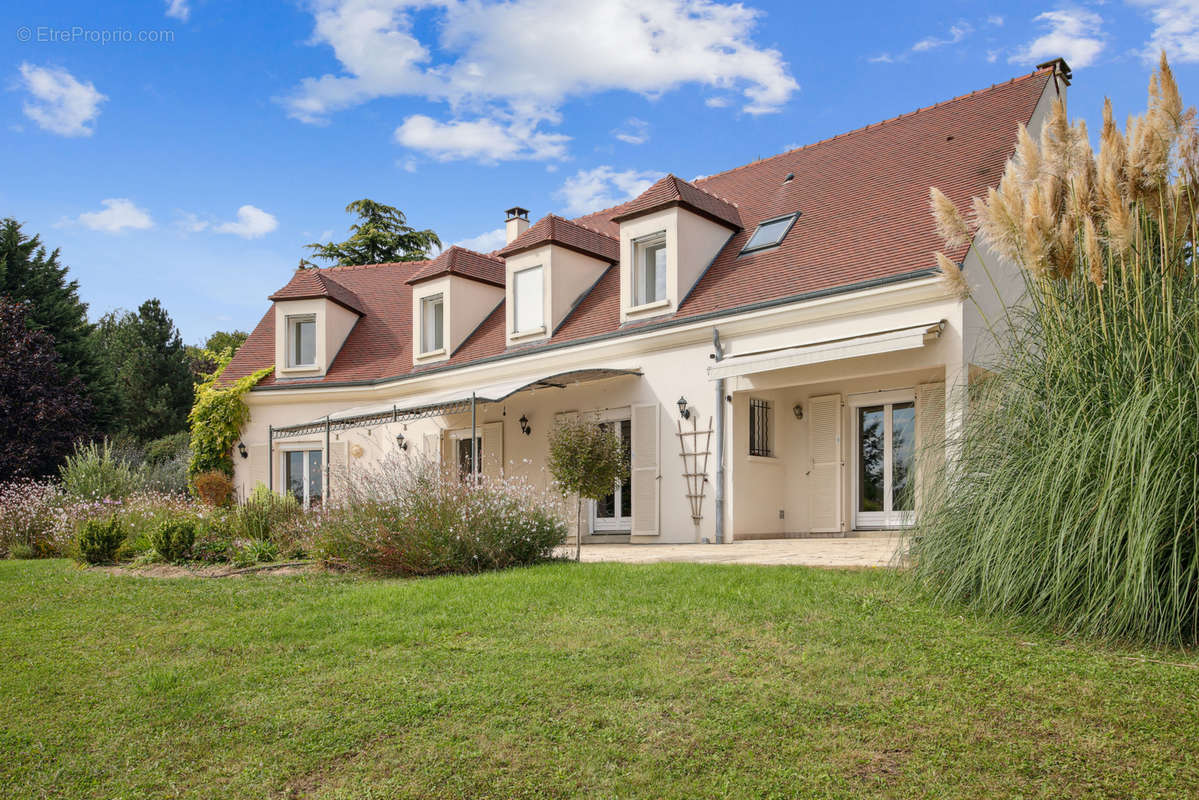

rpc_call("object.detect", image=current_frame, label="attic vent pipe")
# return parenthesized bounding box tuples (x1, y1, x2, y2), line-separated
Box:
(783, 172, 794, 183)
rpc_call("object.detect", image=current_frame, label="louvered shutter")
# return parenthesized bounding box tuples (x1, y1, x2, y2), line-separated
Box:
(630, 403, 660, 536)
(328, 441, 349, 504)
(247, 445, 267, 500)
(481, 422, 504, 481)
(808, 394, 842, 533)
(916, 382, 947, 512)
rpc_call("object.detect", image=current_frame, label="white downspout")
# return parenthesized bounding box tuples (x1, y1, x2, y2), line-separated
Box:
(712, 328, 726, 544)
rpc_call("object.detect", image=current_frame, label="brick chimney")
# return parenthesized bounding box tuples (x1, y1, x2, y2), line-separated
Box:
(505, 206, 529, 244)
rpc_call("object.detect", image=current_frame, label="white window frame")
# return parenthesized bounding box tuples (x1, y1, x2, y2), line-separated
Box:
(512, 265, 545, 335)
(420, 294, 445, 355)
(279, 445, 323, 509)
(631, 232, 667, 308)
(849, 389, 916, 530)
(286, 314, 317, 368)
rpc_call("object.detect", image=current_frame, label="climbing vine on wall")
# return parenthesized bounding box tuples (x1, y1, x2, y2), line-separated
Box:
(188, 348, 272, 480)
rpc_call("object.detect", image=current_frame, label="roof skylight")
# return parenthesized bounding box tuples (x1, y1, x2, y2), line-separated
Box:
(742, 212, 799, 253)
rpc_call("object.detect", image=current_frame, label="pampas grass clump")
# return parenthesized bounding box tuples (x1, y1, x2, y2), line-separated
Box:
(915, 54, 1199, 646)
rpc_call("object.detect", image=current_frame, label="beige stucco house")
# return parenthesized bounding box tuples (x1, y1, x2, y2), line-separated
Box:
(222, 61, 1071, 544)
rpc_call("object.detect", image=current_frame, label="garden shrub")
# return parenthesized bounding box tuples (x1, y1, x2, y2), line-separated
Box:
(915, 55, 1199, 645)
(151, 519, 197, 562)
(76, 516, 126, 565)
(232, 539, 278, 568)
(60, 441, 140, 501)
(313, 455, 566, 577)
(193, 470, 233, 507)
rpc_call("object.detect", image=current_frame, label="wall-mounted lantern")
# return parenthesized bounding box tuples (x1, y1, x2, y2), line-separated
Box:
(519, 414, 531, 436)
(395, 432, 408, 451)
(677, 396, 691, 420)
(792, 403, 804, 420)
(237, 442, 248, 459)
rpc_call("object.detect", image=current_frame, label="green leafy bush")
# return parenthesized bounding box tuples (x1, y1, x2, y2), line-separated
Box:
(76, 517, 126, 565)
(313, 455, 565, 577)
(233, 539, 278, 568)
(547, 415, 627, 560)
(151, 519, 196, 562)
(192, 470, 233, 506)
(60, 441, 140, 501)
(915, 56, 1199, 645)
(188, 348, 271, 480)
(0, 480, 70, 558)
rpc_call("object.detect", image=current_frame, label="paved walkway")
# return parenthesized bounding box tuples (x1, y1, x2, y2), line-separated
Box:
(557, 535, 906, 568)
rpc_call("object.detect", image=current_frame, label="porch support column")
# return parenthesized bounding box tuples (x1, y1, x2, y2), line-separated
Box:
(470, 392, 478, 485)
(267, 425, 274, 493)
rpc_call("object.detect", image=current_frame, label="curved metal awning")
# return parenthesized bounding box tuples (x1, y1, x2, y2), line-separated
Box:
(272, 367, 642, 439)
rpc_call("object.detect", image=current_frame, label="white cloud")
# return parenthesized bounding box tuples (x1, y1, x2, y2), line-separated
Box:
(1009, 9, 1106, 68)
(214, 205, 278, 238)
(612, 117, 650, 145)
(988, 15, 1005, 27)
(557, 166, 663, 216)
(17, 63, 106, 137)
(913, 22, 974, 52)
(394, 114, 569, 162)
(704, 96, 730, 108)
(284, 0, 798, 161)
(1131, 0, 1199, 62)
(176, 211, 210, 232)
(76, 199, 154, 233)
(454, 227, 508, 252)
(165, 0, 190, 20)
(868, 53, 895, 63)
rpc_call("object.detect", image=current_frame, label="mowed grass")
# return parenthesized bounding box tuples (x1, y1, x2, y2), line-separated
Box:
(2, 561, 1198, 799)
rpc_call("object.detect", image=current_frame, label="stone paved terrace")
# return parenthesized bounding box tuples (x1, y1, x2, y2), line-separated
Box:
(557, 534, 907, 568)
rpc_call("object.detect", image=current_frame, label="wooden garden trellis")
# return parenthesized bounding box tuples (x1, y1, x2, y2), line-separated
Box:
(676, 415, 713, 523)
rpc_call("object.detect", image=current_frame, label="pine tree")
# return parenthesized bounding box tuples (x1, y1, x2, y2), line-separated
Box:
(0, 218, 112, 422)
(303, 199, 440, 266)
(93, 299, 195, 442)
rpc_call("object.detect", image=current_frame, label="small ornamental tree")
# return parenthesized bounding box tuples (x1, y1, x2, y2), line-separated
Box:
(546, 416, 628, 561)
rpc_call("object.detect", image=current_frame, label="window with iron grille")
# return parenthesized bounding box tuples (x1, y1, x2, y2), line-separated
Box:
(749, 398, 772, 457)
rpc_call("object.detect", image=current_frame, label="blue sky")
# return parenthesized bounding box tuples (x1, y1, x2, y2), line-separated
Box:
(4, 0, 1198, 343)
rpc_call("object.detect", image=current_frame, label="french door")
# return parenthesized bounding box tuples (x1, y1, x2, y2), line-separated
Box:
(851, 391, 915, 529)
(283, 448, 323, 509)
(592, 417, 632, 532)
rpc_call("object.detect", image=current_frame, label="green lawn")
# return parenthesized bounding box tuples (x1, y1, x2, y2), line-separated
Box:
(1, 561, 1197, 799)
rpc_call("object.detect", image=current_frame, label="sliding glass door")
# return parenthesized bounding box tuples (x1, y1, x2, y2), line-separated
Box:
(852, 391, 915, 529)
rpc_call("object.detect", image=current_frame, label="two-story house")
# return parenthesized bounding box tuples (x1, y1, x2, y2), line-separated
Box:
(220, 60, 1070, 544)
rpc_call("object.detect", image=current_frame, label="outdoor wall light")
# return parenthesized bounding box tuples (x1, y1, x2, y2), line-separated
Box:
(792, 403, 804, 420)
(677, 396, 691, 420)
(519, 414, 531, 436)
(237, 442, 248, 459)
(395, 432, 408, 451)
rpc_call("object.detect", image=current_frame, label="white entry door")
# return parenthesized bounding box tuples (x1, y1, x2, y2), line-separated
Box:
(851, 390, 916, 529)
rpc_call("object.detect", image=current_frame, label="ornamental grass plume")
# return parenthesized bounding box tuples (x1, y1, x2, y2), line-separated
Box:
(915, 53, 1199, 646)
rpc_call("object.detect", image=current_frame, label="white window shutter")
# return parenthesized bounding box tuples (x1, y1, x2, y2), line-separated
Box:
(916, 382, 947, 511)
(808, 394, 842, 533)
(630, 403, 660, 536)
(481, 421, 504, 481)
(247, 445, 267, 500)
(328, 441, 349, 504)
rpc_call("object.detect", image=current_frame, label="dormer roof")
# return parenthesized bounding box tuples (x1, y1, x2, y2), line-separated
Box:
(611, 174, 742, 230)
(497, 214, 619, 262)
(268, 268, 365, 315)
(405, 246, 505, 287)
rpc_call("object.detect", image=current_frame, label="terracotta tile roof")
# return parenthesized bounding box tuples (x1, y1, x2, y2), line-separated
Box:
(406, 246, 505, 287)
(611, 174, 742, 230)
(224, 67, 1055, 389)
(268, 268, 366, 314)
(497, 214, 619, 262)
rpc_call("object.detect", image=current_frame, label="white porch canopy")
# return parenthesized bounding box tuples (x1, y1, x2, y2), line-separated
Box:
(271, 367, 642, 440)
(706, 321, 945, 380)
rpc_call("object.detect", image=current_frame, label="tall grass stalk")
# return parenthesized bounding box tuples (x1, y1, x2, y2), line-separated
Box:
(915, 54, 1199, 645)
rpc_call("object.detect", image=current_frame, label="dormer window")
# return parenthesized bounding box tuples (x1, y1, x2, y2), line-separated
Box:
(287, 314, 316, 368)
(742, 213, 799, 254)
(513, 265, 544, 333)
(633, 232, 667, 307)
(420, 294, 444, 354)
